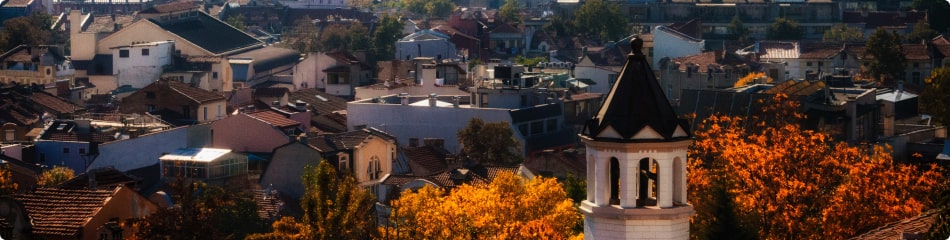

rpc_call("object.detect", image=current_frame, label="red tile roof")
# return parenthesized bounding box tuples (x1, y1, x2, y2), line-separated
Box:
(756, 41, 800, 59)
(164, 80, 226, 104)
(30, 92, 81, 115)
(139, 1, 198, 14)
(3, 0, 33, 7)
(850, 209, 940, 240)
(13, 188, 116, 237)
(404, 146, 448, 174)
(932, 35, 950, 57)
(490, 23, 520, 34)
(903, 44, 930, 61)
(247, 110, 300, 128)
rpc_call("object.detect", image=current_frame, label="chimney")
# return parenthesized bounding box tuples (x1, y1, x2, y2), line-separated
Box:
(272, 100, 281, 106)
(70, 10, 83, 34)
(399, 93, 410, 105)
(452, 96, 460, 108)
(423, 138, 445, 149)
(294, 100, 307, 111)
(428, 93, 437, 107)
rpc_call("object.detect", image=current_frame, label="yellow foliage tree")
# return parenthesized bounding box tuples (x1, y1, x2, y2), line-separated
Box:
(688, 94, 945, 239)
(0, 166, 18, 195)
(733, 72, 772, 88)
(383, 172, 581, 239)
(38, 166, 74, 187)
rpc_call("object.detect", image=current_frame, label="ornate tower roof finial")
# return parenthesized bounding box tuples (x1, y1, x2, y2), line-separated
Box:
(631, 37, 643, 56)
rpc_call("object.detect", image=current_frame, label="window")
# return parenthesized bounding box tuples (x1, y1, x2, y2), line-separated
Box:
(818, 62, 823, 67)
(518, 124, 529, 136)
(203, 107, 208, 121)
(212, 72, 218, 79)
(141, 48, 150, 56)
(79, 148, 86, 154)
(608, 74, 618, 89)
(146, 91, 156, 99)
(806, 62, 812, 67)
(530, 121, 544, 135)
(913, 72, 921, 85)
(119, 50, 129, 58)
(520, 95, 527, 107)
(147, 104, 155, 112)
(913, 63, 920, 68)
(63, 148, 70, 154)
(4, 129, 14, 141)
(182, 106, 191, 118)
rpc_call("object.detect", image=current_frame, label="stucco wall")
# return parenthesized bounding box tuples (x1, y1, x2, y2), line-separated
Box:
(347, 101, 512, 153)
(352, 137, 396, 185)
(211, 114, 291, 153)
(90, 126, 193, 172)
(261, 142, 321, 198)
(652, 26, 704, 70)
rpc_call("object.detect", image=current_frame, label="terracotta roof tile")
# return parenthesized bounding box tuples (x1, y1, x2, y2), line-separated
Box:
(253, 189, 283, 221)
(850, 209, 940, 240)
(3, 0, 33, 7)
(404, 146, 448, 175)
(13, 188, 116, 237)
(165, 80, 226, 103)
(756, 41, 800, 59)
(247, 110, 300, 128)
(30, 92, 81, 115)
(254, 87, 289, 98)
(58, 167, 140, 190)
(903, 44, 930, 61)
(139, 1, 198, 14)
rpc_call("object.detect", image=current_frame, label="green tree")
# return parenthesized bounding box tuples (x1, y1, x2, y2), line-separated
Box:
(423, 0, 455, 18)
(823, 23, 864, 43)
(373, 14, 404, 61)
(906, 20, 939, 43)
(319, 24, 349, 51)
(226, 14, 247, 32)
(499, 0, 522, 24)
(573, 0, 628, 40)
(246, 217, 313, 240)
(457, 118, 523, 165)
(767, 18, 803, 40)
(400, 0, 427, 16)
(132, 179, 264, 239)
(545, 3, 574, 37)
(920, 67, 950, 126)
(282, 17, 320, 53)
(865, 28, 906, 84)
(913, 0, 950, 33)
(515, 55, 546, 67)
(347, 23, 372, 51)
(0, 13, 55, 52)
(37, 166, 74, 187)
(728, 15, 749, 44)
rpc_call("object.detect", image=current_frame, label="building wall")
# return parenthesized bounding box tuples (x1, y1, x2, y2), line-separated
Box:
(352, 136, 396, 186)
(83, 187, 158, 240)
(652, 27, 704, 70)
(119, 81, 226, 123)
(34, 140, 91, 172)
(583, 215, 690, 240)
(347, 101, 512, 153)
(211, 114, 291, 153)
(90, 126, 193, 172)
(293, 54, 319, 90)
(113, 41, 175, 89)
(96, 20, 212, 56)
(261, 142, 321, 199)
(355, 84, 467, 101)
(197, 102, 226, 122)
(395, 39, 458, 61)
(574, 65, 619, 95)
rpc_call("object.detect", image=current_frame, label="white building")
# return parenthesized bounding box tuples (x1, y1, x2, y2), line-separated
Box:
(395, 30, 458, 61)
(279, 0, 347, 9)
(159, 148, 248, 181)
(652, 25, 704, 70)
(579, 38, 692, 239)
(112, 40, 175, 89)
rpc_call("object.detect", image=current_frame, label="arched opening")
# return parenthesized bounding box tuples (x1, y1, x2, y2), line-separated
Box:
(673, 157, 685, 205)
(638, 158, 658, 207)
(609, 157, 620, 205)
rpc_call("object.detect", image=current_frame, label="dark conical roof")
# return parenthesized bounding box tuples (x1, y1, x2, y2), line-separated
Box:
(581, 37, 691, 142)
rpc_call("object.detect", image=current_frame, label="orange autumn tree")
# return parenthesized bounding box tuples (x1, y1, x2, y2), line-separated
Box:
(382, 172, 581, 239)
(688, 93, 945, 239)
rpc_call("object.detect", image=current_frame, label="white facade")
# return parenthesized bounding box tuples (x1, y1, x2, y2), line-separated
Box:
(112, 40, 175, 89)
(347, 96, 514, 153)
(292, 53, 320, 90)
(652, 26, 704, 70)
(395, 30, 458, 61)
(573, 58, 620, 95)
(90, 124, 210, 172)
(580, 138, 693, 240)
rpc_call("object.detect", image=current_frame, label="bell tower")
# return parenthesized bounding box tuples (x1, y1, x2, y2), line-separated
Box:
(578, 37, 693, 240)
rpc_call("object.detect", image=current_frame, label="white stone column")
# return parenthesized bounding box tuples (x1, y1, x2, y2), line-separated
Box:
(658, 159, 673, 208)
(621, 153, 639, 208)
(594, 152, 607, 206)
(678, 157, 687, 204)
(587, 151, 596, 203)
